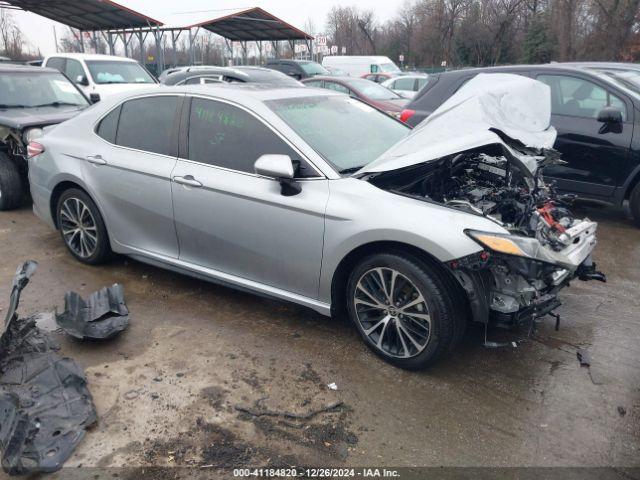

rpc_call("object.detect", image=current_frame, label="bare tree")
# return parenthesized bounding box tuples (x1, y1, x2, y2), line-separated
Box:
(0, 9, 24, 60)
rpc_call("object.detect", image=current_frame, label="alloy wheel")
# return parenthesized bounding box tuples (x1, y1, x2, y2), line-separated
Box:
(353, 267, 432, 358)
(60, 197, 98, 259)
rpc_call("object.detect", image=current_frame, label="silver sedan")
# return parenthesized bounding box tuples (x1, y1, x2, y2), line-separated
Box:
(27, 78, 600, 369)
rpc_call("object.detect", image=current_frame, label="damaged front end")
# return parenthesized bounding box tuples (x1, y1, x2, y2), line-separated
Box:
(359, 73, 605, 329)
(367, 143, 605, 328)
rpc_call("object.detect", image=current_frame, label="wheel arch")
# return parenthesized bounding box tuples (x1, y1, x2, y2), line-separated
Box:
(329, 240, 467, 319)
(623, 166, 640, 201)
(49, 180, 108, 236)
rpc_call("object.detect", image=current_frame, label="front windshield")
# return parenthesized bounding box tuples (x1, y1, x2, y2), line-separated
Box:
(267, 95, 409, 173)
(86, 60, 155, 85)
(380, 63, 401, 73)
(0, 72, 88, 108)
(344, 78, 402, 100)
(594, 69, 640, 96)
(300, 62, 330, 76)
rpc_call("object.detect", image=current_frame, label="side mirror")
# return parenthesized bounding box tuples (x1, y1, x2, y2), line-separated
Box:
(89, 93, 101, 103)
(75, 75, 89, 86)
(597, 106, 622, 124)
(254, 154, 301, 196)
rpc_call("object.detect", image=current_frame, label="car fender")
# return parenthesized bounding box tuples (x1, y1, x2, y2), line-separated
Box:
(317, 178, 507, 303)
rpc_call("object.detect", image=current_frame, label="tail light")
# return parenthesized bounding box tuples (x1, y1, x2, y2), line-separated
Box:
(27, 141, 45, 158)
(400, 109, 416, 123)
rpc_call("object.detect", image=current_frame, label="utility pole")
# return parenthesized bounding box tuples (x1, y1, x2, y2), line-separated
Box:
(53, 26, 58, 52)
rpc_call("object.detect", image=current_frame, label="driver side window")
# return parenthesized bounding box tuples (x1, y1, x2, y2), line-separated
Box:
(187, 98, 318, 178)
(538, 74, 627, 121)
(65, 59, 85, 83)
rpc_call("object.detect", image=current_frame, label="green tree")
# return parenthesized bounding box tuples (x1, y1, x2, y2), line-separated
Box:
(521, 12, 556, 62)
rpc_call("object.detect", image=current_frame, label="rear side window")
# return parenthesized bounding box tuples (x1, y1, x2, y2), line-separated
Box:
(96, 105, 121, 143)
(323, 81, 350, 94)
(187, 98, 316, 177)
(394, 77, 416, 90)
(115, 96, 179, 156)
(46, 57, 65, 72)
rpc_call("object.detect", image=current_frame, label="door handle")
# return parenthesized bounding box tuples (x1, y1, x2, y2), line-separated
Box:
(86, 155, 107, 165)
(173, 175, 203, 188)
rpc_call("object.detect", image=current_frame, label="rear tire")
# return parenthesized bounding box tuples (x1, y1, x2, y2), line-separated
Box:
(629, 183, 640, 227)
(346, 252, 463, 369)
(0, 152, 24, 211)
(56, 188, 111, 264)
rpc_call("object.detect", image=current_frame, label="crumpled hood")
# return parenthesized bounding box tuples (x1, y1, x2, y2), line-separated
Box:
(359, 73, 558, 174)
(0, 105, 86, 130)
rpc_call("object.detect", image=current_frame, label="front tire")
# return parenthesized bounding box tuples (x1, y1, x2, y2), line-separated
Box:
(56, 188, 111, 264)
(629, 182, 640, 227)
(0, 152, 24, 211)
(346, 253, 462, 369)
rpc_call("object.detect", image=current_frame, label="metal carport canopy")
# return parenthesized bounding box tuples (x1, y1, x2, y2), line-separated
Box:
(0, 0, 163, 30)
(181, 7, 313, 41)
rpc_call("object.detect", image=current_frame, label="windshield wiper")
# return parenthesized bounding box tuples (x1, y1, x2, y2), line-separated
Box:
(30, 101, 84, 108)
(339, 166, 365, 175)
(0, 104, 26, 108)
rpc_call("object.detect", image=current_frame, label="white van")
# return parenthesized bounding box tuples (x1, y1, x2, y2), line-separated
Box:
(321, 56, 401, 77)
(42, 53, 158, 102)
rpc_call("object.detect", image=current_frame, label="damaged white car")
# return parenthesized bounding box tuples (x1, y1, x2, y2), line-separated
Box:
(28, 74, 604, 369)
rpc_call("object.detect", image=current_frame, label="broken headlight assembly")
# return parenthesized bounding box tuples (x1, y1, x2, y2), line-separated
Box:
(465, 229, 564, 267)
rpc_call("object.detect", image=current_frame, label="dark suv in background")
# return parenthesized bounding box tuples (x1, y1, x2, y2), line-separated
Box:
(401, 63, 640, 224)
(265, 59, 329, 80)
(0, 64, 89, 210)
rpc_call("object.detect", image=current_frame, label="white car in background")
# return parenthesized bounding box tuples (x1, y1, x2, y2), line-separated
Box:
(382, 74, 430, 99)
(42, 53, 158, 103)
(322, 55, 401, 77)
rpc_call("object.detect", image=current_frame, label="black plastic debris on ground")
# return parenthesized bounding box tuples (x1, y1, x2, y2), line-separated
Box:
(56, 284, 129, 340)
(0, 261, 97, 475)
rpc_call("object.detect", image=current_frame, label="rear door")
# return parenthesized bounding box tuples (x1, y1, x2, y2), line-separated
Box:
(171, 96, 329, 298)
(535, 72, 634, 198)
(86, 94, 182, 257)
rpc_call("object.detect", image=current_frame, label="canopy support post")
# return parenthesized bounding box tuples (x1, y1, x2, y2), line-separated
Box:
(224, 39, 233, 66)
(137, 30, 145, 64)
(241, 41, 248, 65)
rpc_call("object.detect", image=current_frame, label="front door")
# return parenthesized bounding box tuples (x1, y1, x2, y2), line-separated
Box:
(171, 97, 328, 299)
(536, 73, 634, 198)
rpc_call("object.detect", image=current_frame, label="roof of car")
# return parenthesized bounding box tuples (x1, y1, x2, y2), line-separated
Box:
(267, 59, 315, 64)
(45, 53, 138, 63)
(0, 63, 60, 74)
(108, 83, 340, 105)
(437, 62, 631, 78)
(163, 66, 293, 85)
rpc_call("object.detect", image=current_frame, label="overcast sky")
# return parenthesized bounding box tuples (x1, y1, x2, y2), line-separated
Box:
(11, 0, 399, 56)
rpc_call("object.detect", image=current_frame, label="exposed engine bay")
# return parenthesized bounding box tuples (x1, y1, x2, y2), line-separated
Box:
(365, 143, 606, 327)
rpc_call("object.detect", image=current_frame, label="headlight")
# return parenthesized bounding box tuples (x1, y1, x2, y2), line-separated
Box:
(24, 128, 44, 143)
(465, 229, 557, 265)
